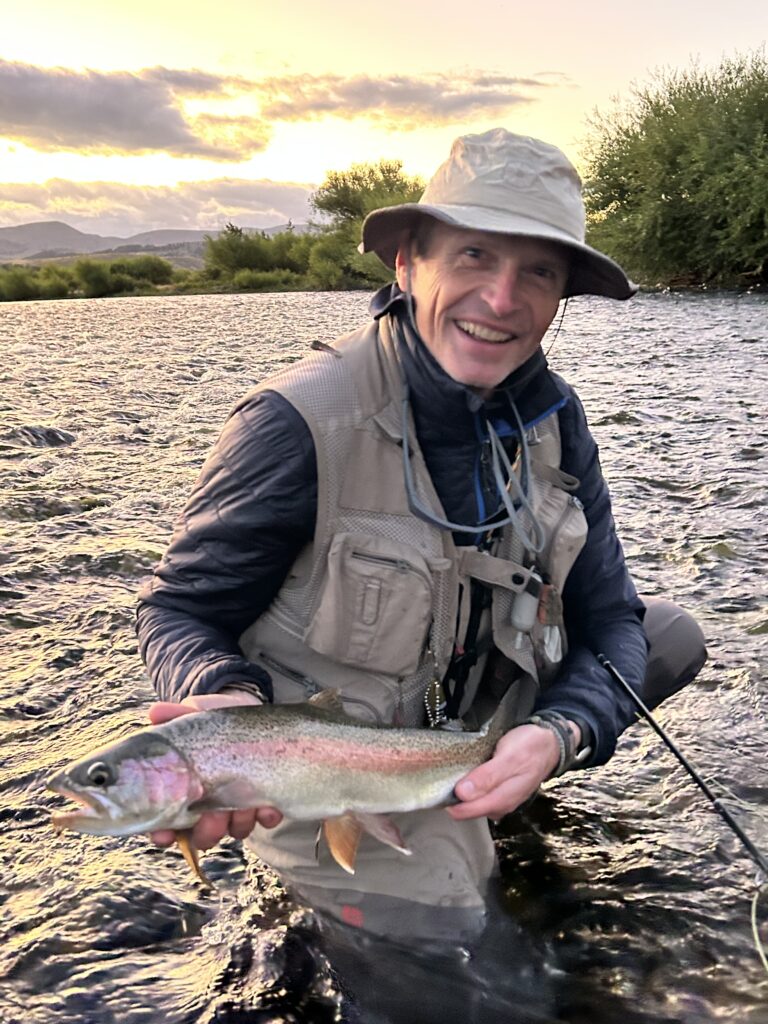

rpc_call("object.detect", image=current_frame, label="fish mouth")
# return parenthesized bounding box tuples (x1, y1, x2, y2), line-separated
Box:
(48, 781, 111, 831)
(47, 777, 192, 837)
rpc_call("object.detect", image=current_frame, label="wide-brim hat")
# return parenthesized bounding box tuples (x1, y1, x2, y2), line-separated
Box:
(360, 129, 637, 300)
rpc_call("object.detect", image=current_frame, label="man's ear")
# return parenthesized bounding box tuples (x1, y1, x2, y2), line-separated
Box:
(394, 235, 414, 290)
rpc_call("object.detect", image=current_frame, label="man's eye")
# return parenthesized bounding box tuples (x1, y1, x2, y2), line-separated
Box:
(462, 246, 484, 259)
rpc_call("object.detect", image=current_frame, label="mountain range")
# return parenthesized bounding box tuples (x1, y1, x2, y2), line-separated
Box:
(0, 220, 307, 262)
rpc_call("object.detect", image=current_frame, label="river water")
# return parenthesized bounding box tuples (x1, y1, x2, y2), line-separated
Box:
(1, 290, 766, 1023)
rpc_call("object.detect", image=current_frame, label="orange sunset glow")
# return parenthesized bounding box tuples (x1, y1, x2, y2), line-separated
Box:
(1, 0, 766, 236)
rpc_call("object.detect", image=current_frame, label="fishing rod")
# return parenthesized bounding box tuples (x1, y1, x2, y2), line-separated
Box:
(597, 654, 768, 877)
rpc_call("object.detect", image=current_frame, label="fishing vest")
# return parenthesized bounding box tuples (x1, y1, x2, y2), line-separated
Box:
(238, 316, 588, 728)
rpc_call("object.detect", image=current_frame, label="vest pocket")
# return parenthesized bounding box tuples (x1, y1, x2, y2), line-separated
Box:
(545, 492, 588, 592)
(304, 532, 435, 676)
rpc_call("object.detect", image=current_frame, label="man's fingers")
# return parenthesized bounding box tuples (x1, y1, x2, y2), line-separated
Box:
(191, 811, 230, 850)
(229, 809, 258, 840)
(146, 695, 278, 847)
(148, 702, 196, 725)
(151, 828, 177, 847)
(256, 807, 283, 829)
(447, 725, 561, 821)
(453, 760, 500, 802)
(447, 777, 532, 821)
(148, 691, 262, 727)
(150, 807, 276, 850)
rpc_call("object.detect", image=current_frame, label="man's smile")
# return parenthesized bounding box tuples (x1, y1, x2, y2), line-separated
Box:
(455, 319, 518, 344)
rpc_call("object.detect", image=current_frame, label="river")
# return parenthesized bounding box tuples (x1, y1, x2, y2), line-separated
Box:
(1, 289, 766, 1023)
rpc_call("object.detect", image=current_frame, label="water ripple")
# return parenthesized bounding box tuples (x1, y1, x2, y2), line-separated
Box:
(1, 290, 766, 1022)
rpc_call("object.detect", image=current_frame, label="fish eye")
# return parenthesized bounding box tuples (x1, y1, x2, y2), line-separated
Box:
(86, 761, 115, 787)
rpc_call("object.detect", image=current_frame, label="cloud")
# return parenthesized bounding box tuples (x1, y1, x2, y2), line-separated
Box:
(142, 66, 250, 96)
(0, 178, 314, 236)
(256, 71, 558, 125)
(0, 60, 567, 161)
(0, 59, 269, 160)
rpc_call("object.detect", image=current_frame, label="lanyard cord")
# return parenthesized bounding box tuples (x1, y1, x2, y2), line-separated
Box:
(397, 337, 545, 549)
(487, 404, 545, 552)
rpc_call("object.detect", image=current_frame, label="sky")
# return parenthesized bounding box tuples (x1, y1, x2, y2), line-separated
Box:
(1, 0, 766, 236)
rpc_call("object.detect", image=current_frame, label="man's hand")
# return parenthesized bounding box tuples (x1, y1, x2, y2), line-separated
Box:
(446, 720, 579, 821)
(148, 689, 283, 851)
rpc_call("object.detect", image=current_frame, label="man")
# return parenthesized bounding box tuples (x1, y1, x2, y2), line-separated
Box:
(137, 129, 706, 938)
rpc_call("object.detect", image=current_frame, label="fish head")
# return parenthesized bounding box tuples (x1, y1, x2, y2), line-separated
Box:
(47, 731, 205, 837)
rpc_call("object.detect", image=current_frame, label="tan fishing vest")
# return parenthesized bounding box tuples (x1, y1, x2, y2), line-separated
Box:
(239, 316, 588, 729)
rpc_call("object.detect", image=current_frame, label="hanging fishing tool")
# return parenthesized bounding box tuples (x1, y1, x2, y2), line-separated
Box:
(598, 654, 768, 972)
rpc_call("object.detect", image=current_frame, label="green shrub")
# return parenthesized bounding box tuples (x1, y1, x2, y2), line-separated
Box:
(307, 235, 347, 289)
(74, 259, 112, 298)
(0, 267, 40, 301)
(204, 224, 272, 277)
(106, 271, 138, 294)
(232, 268, 303, 291)
(108, 255, 174, 284)
(583, 50, 768, 288)
(36, 265, 75, 299)
(267, 230, 314, 274)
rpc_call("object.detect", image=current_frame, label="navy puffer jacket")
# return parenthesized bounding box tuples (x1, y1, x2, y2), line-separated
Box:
(137, 287, 646, 765)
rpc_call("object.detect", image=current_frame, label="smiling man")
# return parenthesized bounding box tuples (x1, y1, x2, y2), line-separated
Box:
(137, 129, 706, 940)
(396, 225, 570, 393)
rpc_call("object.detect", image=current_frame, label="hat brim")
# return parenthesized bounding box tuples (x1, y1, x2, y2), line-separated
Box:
(360, 203, 638, 300)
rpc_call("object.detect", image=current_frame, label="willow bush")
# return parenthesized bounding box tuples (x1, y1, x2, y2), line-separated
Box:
(203, 161, 424, 292)
(309, 159, 424, 289)
(582, 51, 768, 289)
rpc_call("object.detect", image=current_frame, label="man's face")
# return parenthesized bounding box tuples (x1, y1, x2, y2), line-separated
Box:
(395, 222, 569, 394)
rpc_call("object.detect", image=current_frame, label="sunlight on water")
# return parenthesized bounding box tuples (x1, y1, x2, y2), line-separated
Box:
(0, 289, 767, 1022)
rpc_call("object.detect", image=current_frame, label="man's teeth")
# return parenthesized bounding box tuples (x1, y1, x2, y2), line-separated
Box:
(456, 321, 514, 343)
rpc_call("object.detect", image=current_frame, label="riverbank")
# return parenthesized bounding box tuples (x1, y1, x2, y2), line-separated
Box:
(2, 266, 765, 305)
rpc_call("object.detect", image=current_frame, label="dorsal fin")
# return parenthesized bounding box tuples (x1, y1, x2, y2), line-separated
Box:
(308, 689, 347, 714)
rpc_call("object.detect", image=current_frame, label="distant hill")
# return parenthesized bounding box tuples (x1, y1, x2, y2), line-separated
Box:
(0, 220, 312, 263)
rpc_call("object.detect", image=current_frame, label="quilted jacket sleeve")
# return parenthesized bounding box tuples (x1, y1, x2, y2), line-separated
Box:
(136, 390, 317, 703)
(534, 388, 648, 765)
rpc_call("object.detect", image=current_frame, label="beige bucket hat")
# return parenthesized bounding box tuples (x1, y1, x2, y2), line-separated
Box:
(360, 128, 637, 300)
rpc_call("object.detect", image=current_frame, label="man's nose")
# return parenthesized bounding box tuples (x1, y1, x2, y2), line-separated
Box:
(480, 267, 523, 317)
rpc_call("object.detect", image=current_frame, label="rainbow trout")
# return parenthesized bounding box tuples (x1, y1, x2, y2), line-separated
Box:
(47, 691, 506, 881)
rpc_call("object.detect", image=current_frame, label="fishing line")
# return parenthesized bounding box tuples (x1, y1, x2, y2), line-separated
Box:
(752, 884, 768, 974)
(544, 297, 569, 358)
(598, 655, 768, 973)
(702, 778, 768, 830)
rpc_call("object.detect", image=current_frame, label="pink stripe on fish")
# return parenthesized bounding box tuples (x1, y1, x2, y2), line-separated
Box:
(226, 738, 461, 773)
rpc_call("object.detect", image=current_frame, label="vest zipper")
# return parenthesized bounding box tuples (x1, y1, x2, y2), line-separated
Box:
(258, 651, 385, 725)
(350, 549, 432, 587)
(258, 652, 320, 695)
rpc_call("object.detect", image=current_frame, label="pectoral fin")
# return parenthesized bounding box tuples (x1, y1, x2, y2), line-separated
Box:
(354, 812, 412, 858)
(323, 812, 412, 874)
(323, 814, 363, 874)
(176, 830, 213, 889)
